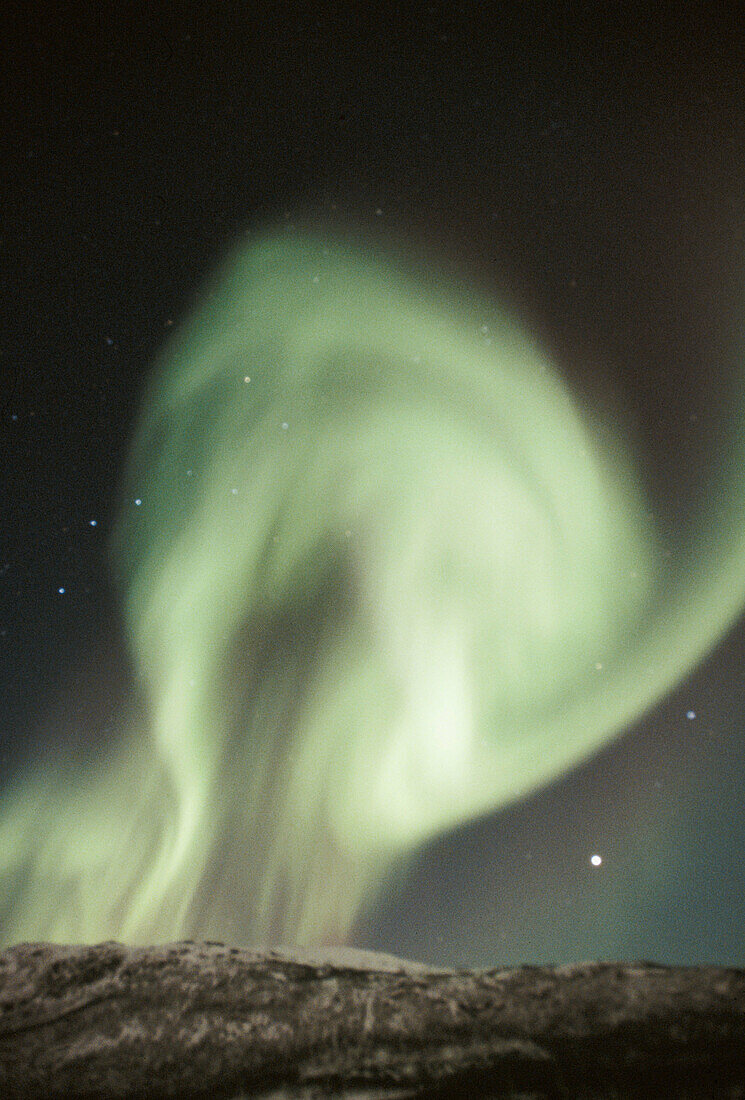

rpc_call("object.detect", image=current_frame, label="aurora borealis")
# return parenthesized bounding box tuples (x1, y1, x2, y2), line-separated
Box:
(1, 229, 745, 949)
(3, 7, 745, 969)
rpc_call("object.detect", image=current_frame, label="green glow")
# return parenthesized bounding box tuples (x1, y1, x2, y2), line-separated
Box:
(2, 231, 745, 948)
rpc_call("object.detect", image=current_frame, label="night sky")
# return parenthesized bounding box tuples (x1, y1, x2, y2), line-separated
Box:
(2, 5, 745, 967)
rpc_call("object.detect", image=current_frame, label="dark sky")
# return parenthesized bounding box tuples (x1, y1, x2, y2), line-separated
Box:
(2, 4, 745, 966)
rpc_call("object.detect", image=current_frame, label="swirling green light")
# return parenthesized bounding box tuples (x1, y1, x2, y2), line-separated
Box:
(1, 231, 743, 948)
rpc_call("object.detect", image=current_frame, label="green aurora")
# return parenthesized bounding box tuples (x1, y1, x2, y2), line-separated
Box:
(1, 231, 744, 948)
